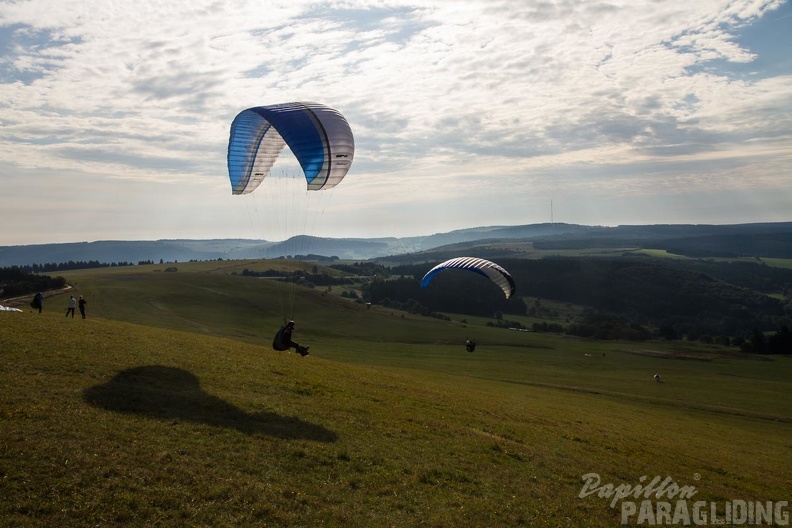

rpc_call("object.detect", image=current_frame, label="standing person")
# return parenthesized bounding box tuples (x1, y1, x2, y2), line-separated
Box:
(272, 321, 310, 356)
(65, 295, 76, 318)
(78, 295, 87, 319)
(31, 292, 43, 313)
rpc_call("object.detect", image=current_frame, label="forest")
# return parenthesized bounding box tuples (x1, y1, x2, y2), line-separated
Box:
(362, 256, 792, 350)
(0, 267, 67, 299)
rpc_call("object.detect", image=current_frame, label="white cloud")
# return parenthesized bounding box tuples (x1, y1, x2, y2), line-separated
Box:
(0, 0, 789, 245)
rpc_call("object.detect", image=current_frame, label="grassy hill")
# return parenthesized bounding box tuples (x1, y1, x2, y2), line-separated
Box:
(2, 261, 791, 526)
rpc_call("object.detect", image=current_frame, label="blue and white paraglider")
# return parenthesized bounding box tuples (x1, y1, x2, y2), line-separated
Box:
(227, 102, 355, 324)
(228, 102, 354, 194)
(421, 257, 516, 299)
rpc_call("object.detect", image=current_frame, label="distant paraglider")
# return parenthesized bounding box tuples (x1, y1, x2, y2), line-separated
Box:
(421, 257, 516, 299)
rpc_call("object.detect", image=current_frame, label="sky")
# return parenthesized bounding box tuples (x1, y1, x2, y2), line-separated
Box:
(1, 0, 791, 246)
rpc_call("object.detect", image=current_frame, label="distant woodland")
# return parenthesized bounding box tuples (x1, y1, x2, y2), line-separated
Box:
(362, 257, 792, 353)
(0, 267, 66, 299)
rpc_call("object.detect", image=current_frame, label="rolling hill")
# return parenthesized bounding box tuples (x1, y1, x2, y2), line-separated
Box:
(3, 221, 792, 266)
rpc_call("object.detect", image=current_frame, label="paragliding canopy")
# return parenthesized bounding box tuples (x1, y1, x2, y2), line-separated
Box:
(227, 102, 354, 194)
(421, 257, 516, 299)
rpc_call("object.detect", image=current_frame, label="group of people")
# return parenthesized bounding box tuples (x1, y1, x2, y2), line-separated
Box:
(32, 290, 308, 356)
(31, 292, 481, 359)
(30, 292, 87, 319)
(32, 291, 479, 359)
(65, 295, 87, 319)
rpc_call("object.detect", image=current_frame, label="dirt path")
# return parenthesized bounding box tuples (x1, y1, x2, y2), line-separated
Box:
(1, 285, 73, 308)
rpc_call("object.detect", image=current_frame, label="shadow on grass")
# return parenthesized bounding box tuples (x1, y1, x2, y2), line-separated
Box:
(83, 365, 337, 442)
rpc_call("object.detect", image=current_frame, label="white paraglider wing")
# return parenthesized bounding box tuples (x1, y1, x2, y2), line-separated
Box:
(421, 257, 516, 299)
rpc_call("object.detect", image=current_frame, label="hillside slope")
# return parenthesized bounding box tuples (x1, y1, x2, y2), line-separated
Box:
(2, 309, 791, 527)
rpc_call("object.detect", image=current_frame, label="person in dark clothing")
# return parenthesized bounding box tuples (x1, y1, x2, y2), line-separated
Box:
(31, 292, 43, 313)
(465, 339, 476, 353)
(78, 296, 87, 319)
(272, 321, 309, 356)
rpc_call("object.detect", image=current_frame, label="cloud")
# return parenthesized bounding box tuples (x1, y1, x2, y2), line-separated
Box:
(0, 0, 789, 245)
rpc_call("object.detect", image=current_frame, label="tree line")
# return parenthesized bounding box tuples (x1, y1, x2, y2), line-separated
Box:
(495, 256, 791, 338)
(0, 267, 66, 299)
(19, 261, 136, 273)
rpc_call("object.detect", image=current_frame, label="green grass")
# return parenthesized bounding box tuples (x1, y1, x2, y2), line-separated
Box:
(632, 249, 686, 259)
(632, 249, 792, 269)
(760, 257, 792, 269)
(2, 261, 791, 527)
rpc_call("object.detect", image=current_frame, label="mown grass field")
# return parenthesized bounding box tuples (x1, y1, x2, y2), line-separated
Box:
(2, 261, 791, 527)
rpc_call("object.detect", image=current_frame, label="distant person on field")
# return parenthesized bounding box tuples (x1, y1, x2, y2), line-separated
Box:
(31, 292, 43, 313)
(78, 295, 87, 319)
(66, 295, 76, 318)
(272, 320, 309, 356)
